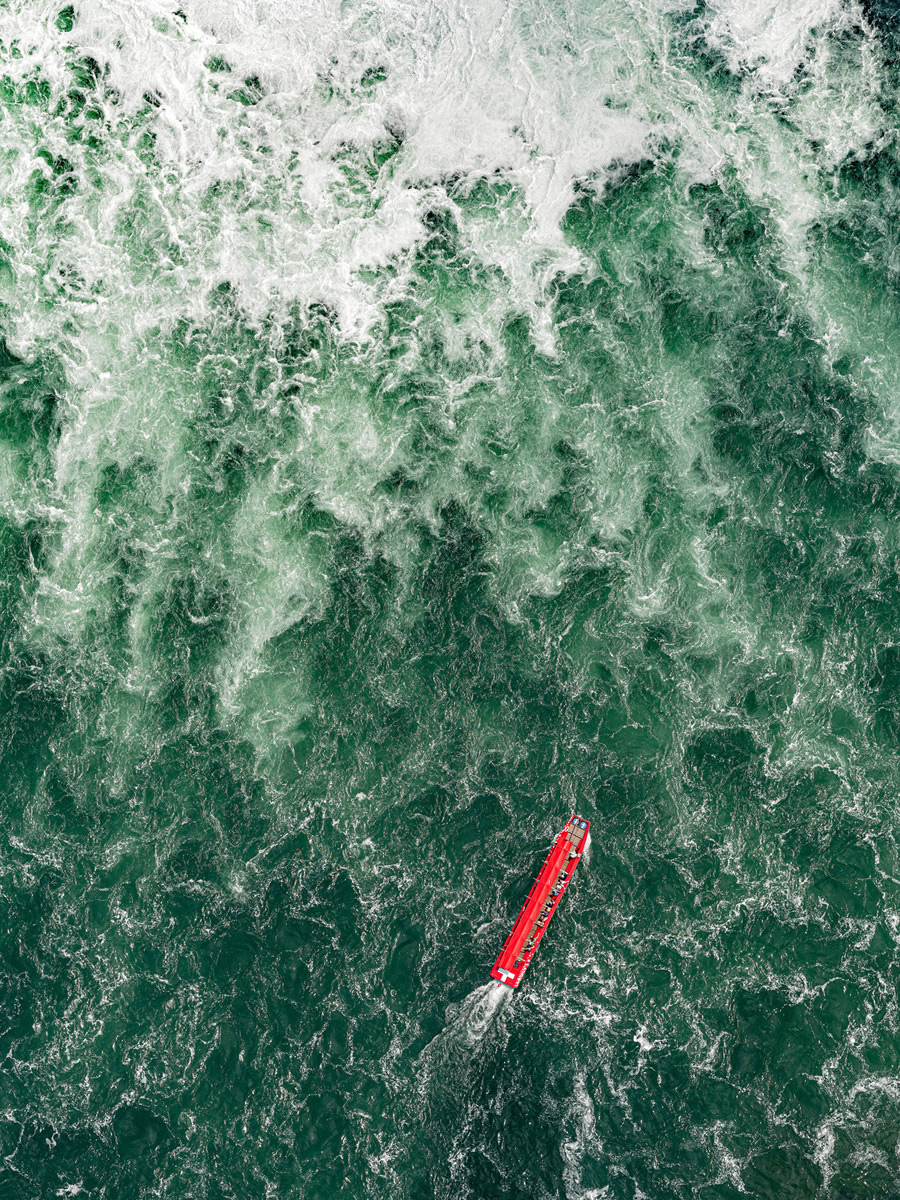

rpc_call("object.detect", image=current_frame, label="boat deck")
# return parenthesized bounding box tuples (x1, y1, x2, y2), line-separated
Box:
(490, 815, 589, 989)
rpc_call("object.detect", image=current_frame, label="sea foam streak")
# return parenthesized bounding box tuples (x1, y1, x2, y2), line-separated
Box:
(445, 981, 513, 1048)
(418, 983, 513, 1077)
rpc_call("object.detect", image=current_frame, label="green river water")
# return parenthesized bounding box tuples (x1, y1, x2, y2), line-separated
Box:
(2, 1, 900, 1196)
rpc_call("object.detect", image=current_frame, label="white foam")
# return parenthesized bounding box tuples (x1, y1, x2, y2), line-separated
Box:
(0, 0, 891, 733)
(442, 980, 513, 1049)
(702, 0, 860, 89)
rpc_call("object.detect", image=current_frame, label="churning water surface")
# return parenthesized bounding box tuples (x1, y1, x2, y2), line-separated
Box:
(2, 0, 900, 1197)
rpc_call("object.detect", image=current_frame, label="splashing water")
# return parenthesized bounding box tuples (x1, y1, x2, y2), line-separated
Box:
(415, 983, 513, 1096)
(411, 982, 515, 1187)
(581, 831, 593, 868)
(443, 981, 514, 1049)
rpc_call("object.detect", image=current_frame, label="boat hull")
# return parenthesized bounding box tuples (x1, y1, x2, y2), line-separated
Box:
(490, 815, 590, 988)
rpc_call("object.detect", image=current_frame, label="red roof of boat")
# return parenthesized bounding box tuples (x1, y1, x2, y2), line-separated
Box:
(490, 815, 589, 989)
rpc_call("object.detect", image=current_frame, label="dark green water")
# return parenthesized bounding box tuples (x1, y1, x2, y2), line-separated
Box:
(2, 1, 900, 1197)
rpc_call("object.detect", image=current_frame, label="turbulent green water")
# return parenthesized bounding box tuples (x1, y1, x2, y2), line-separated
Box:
(5, 1, 900, 1197)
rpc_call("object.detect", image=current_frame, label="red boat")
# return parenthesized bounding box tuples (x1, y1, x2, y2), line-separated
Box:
(491, 815, 590, 989)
